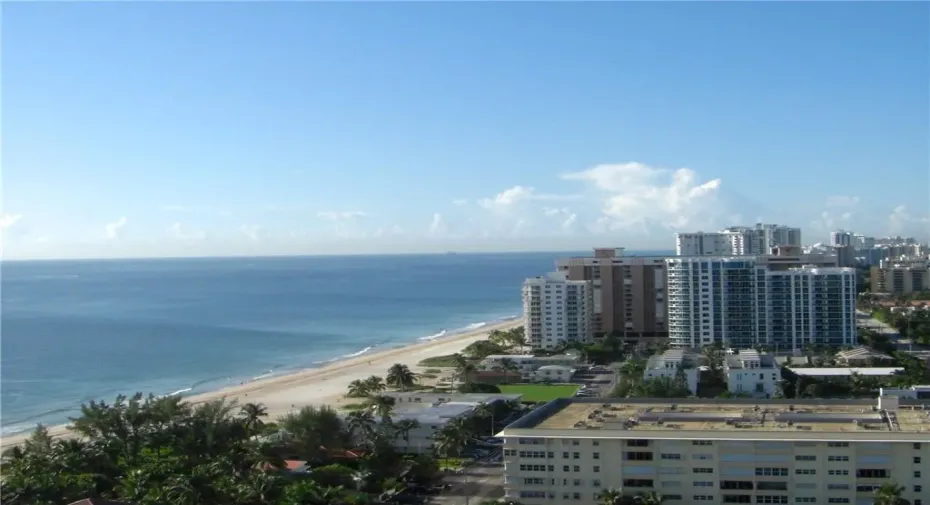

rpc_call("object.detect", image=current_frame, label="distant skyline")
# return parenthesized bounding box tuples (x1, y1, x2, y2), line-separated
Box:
(2, 2, 928, 260)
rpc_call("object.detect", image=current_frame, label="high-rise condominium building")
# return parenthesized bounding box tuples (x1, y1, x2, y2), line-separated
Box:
(555, 248, 667, 343)
(499, 397, 928, 505)
(831, 230, 853, 248)
(667, 257, 856, 350)
(870, 265, 929, 294)
(522, 271, 594, 350)
(676, 224, 802, 256)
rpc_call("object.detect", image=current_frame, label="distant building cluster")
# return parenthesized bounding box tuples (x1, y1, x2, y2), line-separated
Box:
(520, 223, 928, 353)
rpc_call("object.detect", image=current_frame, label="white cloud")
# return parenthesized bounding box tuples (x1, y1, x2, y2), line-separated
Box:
(240, 224, 261, 241)
(429, 213, 447, 236)
(542, 207, 578, 232)
(105, 217, 128, 240)
(561, 162, 722, 232)
(888, 205, 930, 235)
(477, 186, 578, 210)
(373, 225, 405, 238)
(0, 213, 23, 229)
(317, 210, 367, 221)
(811, 195, 859, 231)
(167, 223, 206, 241)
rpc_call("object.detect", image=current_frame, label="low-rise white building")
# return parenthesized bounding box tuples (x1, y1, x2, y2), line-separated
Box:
(723, 349, 781, 398)
(533, 365, 575, 383)
(378, 392, 523, 454)
(481, 353, 583, 381)
(643, 349, 700, 394)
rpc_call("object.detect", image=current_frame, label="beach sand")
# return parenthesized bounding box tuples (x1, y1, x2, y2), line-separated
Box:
(0, 319, 521, 448)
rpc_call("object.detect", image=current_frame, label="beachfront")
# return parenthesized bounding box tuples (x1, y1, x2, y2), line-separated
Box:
(0, 319, 522, 448)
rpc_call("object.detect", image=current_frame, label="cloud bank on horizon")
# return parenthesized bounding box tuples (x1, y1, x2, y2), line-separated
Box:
(3, 161, 928, 260)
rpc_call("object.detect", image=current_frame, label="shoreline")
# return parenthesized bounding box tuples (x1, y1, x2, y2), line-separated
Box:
(0, 318, 522, 448)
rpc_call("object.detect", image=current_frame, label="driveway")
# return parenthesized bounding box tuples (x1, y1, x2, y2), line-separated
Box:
(429, 463, 504, 505)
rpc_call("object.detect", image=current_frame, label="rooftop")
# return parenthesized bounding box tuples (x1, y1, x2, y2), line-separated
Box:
(645, 349, 702, 370)
(789, 367, 904, 377)
(500, 398, 930, 441)
(724, 350, 778, 369)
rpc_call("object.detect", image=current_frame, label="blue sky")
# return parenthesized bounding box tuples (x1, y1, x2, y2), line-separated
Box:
(2, 2, 928, 259)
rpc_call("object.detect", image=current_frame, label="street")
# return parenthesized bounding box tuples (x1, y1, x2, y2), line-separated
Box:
(429, 463, 505, 505)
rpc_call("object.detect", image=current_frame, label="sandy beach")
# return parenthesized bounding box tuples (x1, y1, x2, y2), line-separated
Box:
(0, 319, 521, 448)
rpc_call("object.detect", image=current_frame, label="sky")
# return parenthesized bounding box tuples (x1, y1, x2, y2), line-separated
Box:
(2, 2, 928, 260)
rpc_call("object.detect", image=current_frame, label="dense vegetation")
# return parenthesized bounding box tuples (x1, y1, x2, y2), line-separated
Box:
(2, 360, 516, 505)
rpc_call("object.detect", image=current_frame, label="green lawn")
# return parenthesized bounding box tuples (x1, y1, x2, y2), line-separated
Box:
(499, 384, 580, 403)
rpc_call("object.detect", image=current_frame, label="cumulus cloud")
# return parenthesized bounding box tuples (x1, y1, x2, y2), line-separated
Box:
(811, 195, 858, 231)
(167, 222, 206, 241)
(477, 186, 578, 211)
(542, 207, 578, 232)
(888, 205, 930, 235)
(105, 217, 128, 240)
(0, 213, 23, 229)
(373, 225, 405, 238)
(429, 213, 447, 236)
(240, 224, 261, 241)
(317, 210, 367, 221)
(561, 162, 722, 232)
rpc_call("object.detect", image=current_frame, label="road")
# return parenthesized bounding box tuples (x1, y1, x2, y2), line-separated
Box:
(429, 463, 504, 505)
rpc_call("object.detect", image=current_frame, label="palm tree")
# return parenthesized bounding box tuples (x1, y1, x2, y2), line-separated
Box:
(346, 410, 376, 443)
(433, 417, 470, 457)
(392, 419, 421, 451)
(386, 363, 419, 391)
(364, 375, 386, 395)
(369, 395, 396, 421)
(239, 402, 268, 433)
(346, 379, 370, 398)
(471, 402, 495, 436)
(599, 488, 627, 505)
(873, 482, 909, 505)
(635, 491, 665, 505)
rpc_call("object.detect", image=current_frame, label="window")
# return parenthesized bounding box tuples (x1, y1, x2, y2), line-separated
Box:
(593, 452, 600, 460)
(795, 455, 816, 461)
(915, 485, 923, 493)
(661, 453, 682, 460)
(573, 452, 580, 460)
(573, 465, 580, 472)
(563, 465, 569, 472)
(756, 497, 788, 504)
(627, 439, 650, 447)
(593, 466, 600, 473)
(592, 480, 601, 488)
(693, 481, 714, 487)
(914, 443, 922, 450)
(827, 499, 849, 504)
(795, 499, 816, 504)
(693, 454, 713, 460)
(826, 442, 849, 448)
(693, 496, 714, 501)
(563, 452, 569, 459)
(755, 468, 788, 477)
(856, 469, 888, 479)
(693, 440, 713, 446)
(915, 471, 921, 478)
(573, 479, 581, 487)
(915, 457, 922, 464)
(827, 455, 849, 462)
(827, 484, 850, 491)
(693, 468, 714, 474)
(795, 469, 816, 475)
(624, 452, 653, 461)
(592, 440, 599, 446)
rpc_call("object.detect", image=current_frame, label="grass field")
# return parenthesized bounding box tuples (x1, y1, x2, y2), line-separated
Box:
(499, 384, 580, 403)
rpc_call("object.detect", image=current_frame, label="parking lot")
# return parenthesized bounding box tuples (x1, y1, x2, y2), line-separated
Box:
(572, 366, 617, 398)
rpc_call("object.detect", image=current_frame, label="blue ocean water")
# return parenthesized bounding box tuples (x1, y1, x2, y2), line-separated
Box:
(1, 252, 578, 435)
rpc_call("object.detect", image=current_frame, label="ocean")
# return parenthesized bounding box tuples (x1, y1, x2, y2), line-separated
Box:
(0, 252, 578, 436)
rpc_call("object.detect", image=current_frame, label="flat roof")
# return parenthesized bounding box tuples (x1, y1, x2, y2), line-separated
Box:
(498, 398, 930, 441)
(789, 367, 903, 376)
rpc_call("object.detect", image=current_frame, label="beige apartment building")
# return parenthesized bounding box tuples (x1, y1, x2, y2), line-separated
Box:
(555, 248, 668, 344)
(500, 397, 928, 505)
(871, 265, 929, 294)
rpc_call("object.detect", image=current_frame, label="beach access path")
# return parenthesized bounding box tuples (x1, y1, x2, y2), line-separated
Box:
(0, 319, 522, 448)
